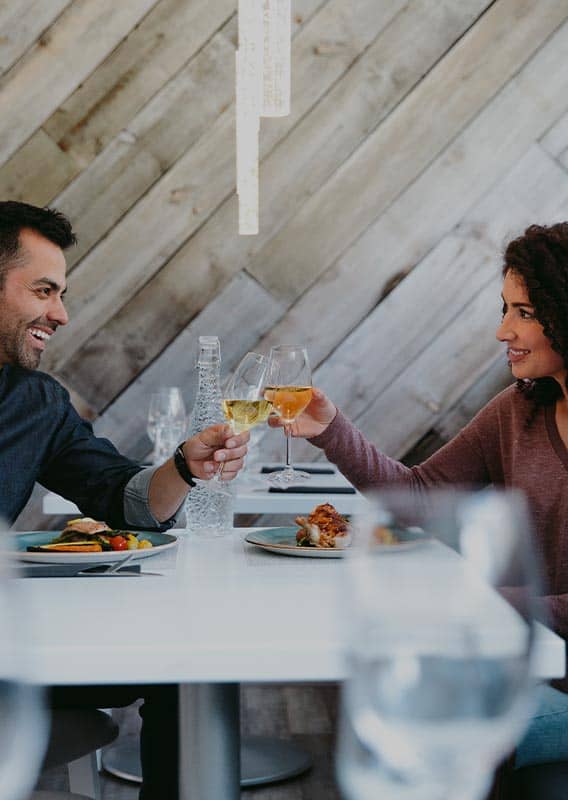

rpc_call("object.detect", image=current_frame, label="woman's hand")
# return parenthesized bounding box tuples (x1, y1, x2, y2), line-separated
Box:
(184, 424, 250, 480)
(268, 388, 337, 438)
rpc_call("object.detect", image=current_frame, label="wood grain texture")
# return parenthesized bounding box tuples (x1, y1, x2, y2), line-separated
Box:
(0, 0, 71, 76)
(1, 0, 566, 531)
(49, 0, 491, 404)
(246, 0, 568, 302)
(39, 0, 399, 374)
(0, 0, 162, 166)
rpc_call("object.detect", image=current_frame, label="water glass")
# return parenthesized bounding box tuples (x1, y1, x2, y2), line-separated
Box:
(147, 387, 186, 464)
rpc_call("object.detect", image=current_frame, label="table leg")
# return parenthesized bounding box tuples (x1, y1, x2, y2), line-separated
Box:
(179, 682, 240, 800)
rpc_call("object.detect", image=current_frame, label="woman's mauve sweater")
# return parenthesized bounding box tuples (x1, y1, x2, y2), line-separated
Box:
(310, 384, 568, 690)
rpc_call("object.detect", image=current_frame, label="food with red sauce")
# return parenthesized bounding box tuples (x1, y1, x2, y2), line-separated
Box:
(295, 503, 351, 549)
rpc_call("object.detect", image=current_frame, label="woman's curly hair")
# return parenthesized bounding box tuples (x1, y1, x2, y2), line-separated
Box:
(502, 222, 568, 421)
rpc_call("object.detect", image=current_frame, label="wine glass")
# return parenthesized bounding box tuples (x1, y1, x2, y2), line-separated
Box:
(207, 352, 270, 494)
(147, 387, 186, 465)
(337, 488, 541, 800)
(264, 345, 313, 486)
(0, 523, 49, 799)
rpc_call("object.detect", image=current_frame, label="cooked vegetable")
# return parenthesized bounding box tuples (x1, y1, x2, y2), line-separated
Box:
(109, 535, 127, 551)
(26, 518, 154, 553)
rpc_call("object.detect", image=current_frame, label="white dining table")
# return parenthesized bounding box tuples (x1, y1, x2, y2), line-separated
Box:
(17, 529, 566, 799)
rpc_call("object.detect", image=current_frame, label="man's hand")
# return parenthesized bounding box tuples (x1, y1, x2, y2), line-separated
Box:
(268, 388, 337, 438)
(184, 423, 249, 481)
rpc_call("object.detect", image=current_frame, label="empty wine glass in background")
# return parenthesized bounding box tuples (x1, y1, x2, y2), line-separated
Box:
(264, 345, 312, 486)
(147, 387, 186, 465)
(337, 488, 541, 800)
(208, 352, 270, 494)
(0, 524, 49, 799)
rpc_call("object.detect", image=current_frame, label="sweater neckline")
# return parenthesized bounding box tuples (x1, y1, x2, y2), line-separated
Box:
(545, 402, 568, 471)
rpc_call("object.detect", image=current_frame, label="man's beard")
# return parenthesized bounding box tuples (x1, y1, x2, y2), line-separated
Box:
(0, 322, 43, 370)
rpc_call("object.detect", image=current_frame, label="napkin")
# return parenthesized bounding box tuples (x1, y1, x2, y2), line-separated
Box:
(261, 466, 335, 475)
(268, 486, 356, 494)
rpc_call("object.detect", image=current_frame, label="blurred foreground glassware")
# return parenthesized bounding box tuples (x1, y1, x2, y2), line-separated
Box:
(0, 520, 48, 799)
(337, 488, 541, 800)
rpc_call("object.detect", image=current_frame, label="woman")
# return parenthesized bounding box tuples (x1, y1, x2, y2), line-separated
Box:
(273, 222, 568, 782)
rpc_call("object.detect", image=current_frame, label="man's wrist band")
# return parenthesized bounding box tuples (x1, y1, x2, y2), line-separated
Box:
(173, 442, 197, 487)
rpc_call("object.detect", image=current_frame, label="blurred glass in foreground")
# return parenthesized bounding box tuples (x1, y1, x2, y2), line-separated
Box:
(336, 489, 542, 800)
(0, 519, 48, 799)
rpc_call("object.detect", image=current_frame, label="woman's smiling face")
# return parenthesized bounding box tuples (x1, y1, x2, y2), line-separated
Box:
(496, 270, 566, 385)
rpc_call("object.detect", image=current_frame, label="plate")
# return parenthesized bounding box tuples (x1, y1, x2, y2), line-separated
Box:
(371, 526, 432, 552)
(14, 531, 178, 564)
(244, 526, 431, 558)
(245, 527, 347, 558)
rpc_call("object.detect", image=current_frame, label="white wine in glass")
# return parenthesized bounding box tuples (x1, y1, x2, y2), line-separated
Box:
(222, 398, 273, 434)
(208, 352, 270, 494)
(264, 345, 312, 486)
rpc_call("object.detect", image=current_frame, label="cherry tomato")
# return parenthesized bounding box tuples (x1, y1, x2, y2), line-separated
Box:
(109, 535, 127, 551)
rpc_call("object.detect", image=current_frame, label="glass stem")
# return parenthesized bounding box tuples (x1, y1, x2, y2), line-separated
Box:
(285, 424, 293, 470)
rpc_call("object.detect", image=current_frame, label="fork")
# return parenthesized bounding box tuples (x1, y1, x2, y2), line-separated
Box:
(77, 551, 138, 577)
(106, 551, 137, 573)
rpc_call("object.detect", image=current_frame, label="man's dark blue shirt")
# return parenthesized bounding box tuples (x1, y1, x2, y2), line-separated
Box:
(0, 364, 142, 526)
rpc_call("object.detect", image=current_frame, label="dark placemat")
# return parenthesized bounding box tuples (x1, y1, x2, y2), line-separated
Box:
(20, 563, 142, 578)
(268, 486, 356, 494)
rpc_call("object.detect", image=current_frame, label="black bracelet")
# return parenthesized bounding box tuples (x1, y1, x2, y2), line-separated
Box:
(173, 442, 197, 487)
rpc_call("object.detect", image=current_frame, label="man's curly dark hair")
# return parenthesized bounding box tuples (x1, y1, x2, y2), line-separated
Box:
(502, 222, 568, 418)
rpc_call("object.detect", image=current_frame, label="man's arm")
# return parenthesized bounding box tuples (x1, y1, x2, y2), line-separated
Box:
(148, 424, 248, 522)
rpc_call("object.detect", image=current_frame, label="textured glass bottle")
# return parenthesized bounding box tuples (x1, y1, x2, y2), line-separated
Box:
(185, 336, 234, 535)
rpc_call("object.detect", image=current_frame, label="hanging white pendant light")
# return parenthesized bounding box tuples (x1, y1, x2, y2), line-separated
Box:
(236, 0, 291, 235)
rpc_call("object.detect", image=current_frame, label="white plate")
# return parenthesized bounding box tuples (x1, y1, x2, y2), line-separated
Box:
(15, 531, 178, 564)
(245, 527, 347, 558)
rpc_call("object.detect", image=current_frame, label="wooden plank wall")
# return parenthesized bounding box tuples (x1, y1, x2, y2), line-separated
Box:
(1, 0, 567, 527)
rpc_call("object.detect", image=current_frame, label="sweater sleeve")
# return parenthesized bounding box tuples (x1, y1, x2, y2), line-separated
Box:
(308, 402, 497, 491)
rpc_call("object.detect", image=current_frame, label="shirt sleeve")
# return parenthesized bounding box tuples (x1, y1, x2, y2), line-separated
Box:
(38, 392, 145, 529)
(123, 467, 183, 530)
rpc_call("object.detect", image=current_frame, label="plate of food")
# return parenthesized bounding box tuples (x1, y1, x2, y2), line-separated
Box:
(244, 503, 432, 557)
(245, 503, 351, 558)
(15, 517, 178, 564)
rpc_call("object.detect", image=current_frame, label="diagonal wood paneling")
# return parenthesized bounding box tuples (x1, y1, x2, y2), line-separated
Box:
(1, 0, 567, 530)
(59, 0, 490, 410)
(0, 0, 72, 76)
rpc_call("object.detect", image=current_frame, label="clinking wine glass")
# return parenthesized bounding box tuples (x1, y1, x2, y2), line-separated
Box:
(207, 352, 270, 495)
(264, 345, 313, 486)
(336, 488, 541, 800)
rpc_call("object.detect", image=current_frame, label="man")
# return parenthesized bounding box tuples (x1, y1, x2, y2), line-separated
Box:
(0, 201, 249, 798)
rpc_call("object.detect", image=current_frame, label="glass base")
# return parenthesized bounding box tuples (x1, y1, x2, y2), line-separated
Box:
(204, 475, 233, 496)
(266, 468, 310, 488)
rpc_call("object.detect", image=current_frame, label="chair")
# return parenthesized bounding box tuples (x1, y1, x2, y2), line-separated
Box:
(31, 708, 119, 800)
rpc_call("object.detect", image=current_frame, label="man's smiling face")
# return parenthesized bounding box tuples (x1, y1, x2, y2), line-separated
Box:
(0, 228, 68, 370)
